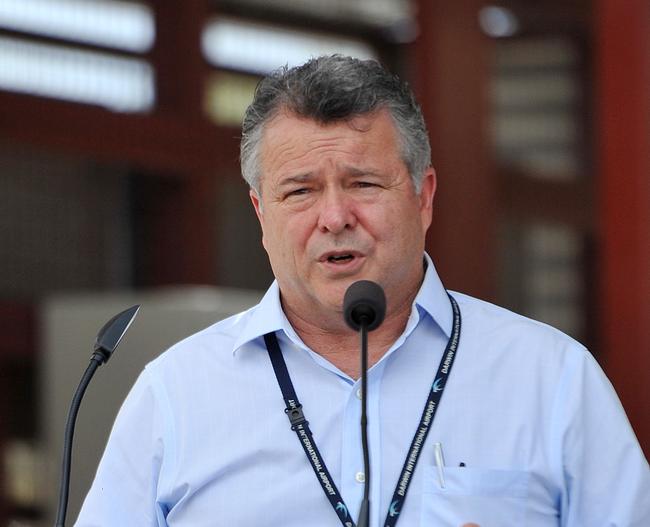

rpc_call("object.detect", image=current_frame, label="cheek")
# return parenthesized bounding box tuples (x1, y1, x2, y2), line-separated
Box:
(365, 201, 404, 240)
(290, 221, 316, 259)
(267, 212, 313, 260)
(380, 202, 425, 248)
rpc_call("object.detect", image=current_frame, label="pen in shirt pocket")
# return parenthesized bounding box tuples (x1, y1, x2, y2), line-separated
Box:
(433, 442, 445, 488)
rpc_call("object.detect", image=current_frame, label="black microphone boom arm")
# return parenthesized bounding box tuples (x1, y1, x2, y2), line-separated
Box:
(54, 305, 140, 527)
(343, 281, 386, 527)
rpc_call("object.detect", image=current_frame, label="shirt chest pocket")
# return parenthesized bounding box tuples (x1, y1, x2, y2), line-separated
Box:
(420, 466, 530, 527)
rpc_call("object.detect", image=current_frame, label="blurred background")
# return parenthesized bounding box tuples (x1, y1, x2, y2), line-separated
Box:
(0, 0, 648, 525)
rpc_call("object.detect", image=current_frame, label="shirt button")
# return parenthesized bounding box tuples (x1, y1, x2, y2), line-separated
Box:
(356, 388, 362, 399)
(355, 471, 366, 483)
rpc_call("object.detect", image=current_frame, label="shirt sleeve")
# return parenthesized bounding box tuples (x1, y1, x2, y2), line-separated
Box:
(74, 366, 170, 526)
(556, 346, 650, 526)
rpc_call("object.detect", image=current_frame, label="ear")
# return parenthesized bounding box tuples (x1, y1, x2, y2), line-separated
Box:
(250, 189, 263, 223)
(419, 167, 437, 231)
(249, 189, 268, 251)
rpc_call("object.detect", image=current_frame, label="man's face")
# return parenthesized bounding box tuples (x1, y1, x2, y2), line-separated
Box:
(250, 108, 436, 325)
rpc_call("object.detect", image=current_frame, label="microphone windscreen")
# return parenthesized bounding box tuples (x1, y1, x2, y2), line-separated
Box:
(343, 280, 386, 331)
(93, 305, 140, 362)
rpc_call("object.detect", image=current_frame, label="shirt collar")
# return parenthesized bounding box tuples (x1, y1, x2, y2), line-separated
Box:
(414, 253, 453, 338)
(232, 252, 452, 354)
(231, 280, 287, 354)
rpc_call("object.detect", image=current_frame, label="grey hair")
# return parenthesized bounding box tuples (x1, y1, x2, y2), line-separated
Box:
(240, 55, 432, 195)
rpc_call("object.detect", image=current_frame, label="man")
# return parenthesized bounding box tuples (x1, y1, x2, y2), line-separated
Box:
(76, 56, 649, 526)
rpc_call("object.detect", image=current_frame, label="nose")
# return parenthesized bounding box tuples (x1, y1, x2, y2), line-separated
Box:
(316, 188, 357, 234)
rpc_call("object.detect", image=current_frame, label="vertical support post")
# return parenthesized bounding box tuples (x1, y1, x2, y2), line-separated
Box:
(143, 1, 218, 286)
(595, 0, 650, 455)
(151, 0, 208, 119)
(412, 0, 496, 301)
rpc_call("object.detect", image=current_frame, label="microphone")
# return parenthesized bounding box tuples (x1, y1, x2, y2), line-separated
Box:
(343, 281, 386, 527)
(343, 280, 386, 332)
(54, 305, 140, 527)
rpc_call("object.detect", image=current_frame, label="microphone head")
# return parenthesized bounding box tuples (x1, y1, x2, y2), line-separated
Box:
(343, 280, 386, 332)
(93, 305, 140, 363)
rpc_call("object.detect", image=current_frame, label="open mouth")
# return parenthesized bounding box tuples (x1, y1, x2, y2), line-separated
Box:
(327, 254, 354, 263)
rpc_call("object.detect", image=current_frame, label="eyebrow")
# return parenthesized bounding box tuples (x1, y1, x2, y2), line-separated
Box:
(275, 166, 384, 189)
(276, 173, 314, 188)
(345, 166, 383, 178)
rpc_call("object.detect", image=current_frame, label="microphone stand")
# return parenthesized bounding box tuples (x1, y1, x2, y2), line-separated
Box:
(357, 319, 370, 527)
(343, 280, 385, 527)
(55, 357, 102, 527)
(54, 305, 139, 527)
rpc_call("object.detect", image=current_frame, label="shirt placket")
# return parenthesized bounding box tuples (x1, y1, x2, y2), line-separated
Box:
(339, 361, 385, 524)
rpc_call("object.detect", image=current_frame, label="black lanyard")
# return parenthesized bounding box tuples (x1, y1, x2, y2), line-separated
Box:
(264, 293, 461, 527)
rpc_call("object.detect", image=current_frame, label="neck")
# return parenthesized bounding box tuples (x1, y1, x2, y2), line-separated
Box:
(283, 295, 414, 379)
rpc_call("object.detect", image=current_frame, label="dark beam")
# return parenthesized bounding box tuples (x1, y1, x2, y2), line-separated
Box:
(0, 91, 240, 176)
(0, 28, 145, 59)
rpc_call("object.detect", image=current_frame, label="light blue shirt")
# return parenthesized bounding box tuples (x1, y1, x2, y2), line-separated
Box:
(76, 256, 650, 526)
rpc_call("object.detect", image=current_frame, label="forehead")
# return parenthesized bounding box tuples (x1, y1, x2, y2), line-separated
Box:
(258, 109, 402, 180)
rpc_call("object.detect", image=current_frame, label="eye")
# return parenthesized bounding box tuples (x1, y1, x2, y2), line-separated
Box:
(284, 187, 311, 199)
(354, 181, 381, 189)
